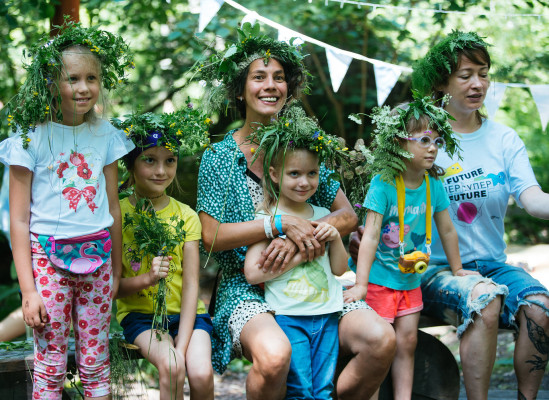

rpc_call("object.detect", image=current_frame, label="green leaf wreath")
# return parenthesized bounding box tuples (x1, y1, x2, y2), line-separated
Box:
(111, 99, 211, 162)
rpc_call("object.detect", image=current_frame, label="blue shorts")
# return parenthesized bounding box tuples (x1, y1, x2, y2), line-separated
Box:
(421, 260, 549, 338)
(120, 312, 213, 345)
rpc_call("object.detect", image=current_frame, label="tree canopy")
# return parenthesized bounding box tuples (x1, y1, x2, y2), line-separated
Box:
(1, 0, 548, 243)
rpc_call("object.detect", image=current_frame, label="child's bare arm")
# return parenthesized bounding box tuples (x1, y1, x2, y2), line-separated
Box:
(343, 211, 382, 303)
(105, 161, 123, 298)
(10, 166, 47, 329)
(313, 222, 347, 276)
(244, 239, 304, 285)
(434, 210, 477, 276)
(175, 240, 199, 355)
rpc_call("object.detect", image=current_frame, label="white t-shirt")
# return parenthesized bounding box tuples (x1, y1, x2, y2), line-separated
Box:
(261, 205, 344, 316)
(0, 120, 134, 239)
(431, 119, 539, 264)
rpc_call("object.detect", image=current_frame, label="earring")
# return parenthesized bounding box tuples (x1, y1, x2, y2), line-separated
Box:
(237, 96, 243, 101)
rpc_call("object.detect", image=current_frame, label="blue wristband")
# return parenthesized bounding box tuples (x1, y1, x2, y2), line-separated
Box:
(274, 215, 284, 236)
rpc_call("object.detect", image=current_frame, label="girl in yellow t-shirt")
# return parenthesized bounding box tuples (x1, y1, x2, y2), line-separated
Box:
(114, 110, 213, 400)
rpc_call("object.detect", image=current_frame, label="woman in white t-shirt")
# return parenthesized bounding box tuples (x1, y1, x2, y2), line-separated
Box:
(353, 31, 549, 400)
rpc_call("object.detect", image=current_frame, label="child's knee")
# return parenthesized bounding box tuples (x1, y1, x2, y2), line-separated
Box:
(158, 352, 186, 384)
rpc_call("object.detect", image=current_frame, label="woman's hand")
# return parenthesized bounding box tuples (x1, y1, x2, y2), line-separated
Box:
(313, 222, 340, 242)
(343, 284, 368, 304)
(148, 255, 172, 286)
(21, 291, 47, 329)
(454, 268, 481, 277)
(281, 215, 322, 261)
(258, 237, 299, 274)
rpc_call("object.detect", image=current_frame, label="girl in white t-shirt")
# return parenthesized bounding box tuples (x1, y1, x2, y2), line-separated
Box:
(0, 21, 134, 400)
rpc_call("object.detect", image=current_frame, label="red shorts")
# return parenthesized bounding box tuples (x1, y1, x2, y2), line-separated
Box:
(365, 283, 423, 323)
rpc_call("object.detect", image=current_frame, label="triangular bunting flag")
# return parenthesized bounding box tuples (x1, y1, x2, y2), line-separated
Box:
(529, 84, 549, 131)
(278, 27, 305, 46)
(483, 82, 507, 119)
(241, 11, 258, 27)
(198, 0, 224, 33)
(325, 48, 353, 93)
(373, 64, 401, 106)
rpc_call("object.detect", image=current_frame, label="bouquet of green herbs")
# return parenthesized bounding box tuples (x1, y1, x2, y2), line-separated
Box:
(123, 197, 186, 338)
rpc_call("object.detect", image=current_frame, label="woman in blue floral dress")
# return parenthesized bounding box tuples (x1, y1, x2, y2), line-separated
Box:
(196, 24, 396, 399)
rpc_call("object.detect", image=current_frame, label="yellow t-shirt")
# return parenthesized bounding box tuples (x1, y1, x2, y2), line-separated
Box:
(116, 197, 206, 324)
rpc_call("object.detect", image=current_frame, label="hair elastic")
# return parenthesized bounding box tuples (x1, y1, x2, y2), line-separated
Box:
(274, 215, 284, 236)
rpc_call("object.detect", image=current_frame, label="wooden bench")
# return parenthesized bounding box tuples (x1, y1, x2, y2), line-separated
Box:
(0, 337, 141, 400)
(378, 315, 461, 400)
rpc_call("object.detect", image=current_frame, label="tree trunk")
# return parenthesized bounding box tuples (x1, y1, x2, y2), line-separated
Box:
(50, 0, 80, 37)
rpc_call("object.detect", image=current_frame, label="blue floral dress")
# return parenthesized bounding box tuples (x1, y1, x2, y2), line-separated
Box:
(197, 130, 339, 373)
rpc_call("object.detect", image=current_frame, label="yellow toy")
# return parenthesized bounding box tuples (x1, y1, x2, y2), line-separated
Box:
(398, 251, 429, 274)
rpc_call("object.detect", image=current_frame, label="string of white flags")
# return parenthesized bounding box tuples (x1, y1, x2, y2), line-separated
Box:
(195, 0, 549, 130)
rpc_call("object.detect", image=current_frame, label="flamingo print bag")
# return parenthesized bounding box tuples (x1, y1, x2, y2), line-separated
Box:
(34, 230, 112, 274)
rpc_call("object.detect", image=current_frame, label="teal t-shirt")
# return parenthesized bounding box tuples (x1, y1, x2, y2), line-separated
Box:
(360, 174, 449, 290)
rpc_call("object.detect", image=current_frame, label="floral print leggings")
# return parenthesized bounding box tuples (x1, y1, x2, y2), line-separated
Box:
(31, 241, 112, 399)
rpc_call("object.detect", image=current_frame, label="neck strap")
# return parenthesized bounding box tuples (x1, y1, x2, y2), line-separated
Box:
(396, 171, 431, 257)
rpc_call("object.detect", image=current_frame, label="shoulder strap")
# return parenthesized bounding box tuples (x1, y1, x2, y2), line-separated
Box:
(396, 172, 432, 256)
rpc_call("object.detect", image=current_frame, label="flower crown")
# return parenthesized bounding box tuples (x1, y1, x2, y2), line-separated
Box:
(248, 103, 349, 195)
(112, 100, 211, 166)
(4, 18, 134, 148)
(194, 22, 309, 113)
(412, 30, 490, 97)
(347, 92, 461, 219)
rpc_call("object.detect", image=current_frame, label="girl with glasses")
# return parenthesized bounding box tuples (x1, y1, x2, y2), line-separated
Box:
(344, 95, 465, 400)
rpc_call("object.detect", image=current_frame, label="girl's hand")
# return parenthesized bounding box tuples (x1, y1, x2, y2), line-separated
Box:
(313, 222, 339, 243)
(343, 284, 368, 304)
(282, 215, 322, 261)
(454, 268, 481, 277)
(148, 255, 172, 286)
(259, 237, 299, 274)
(21, 291, 48, 329)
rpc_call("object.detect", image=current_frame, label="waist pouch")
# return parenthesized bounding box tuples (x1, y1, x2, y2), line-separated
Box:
(34, 230, 112, 274)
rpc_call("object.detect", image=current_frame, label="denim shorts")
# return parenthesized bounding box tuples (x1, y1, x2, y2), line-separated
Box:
(421, 260, 549, 338)
(120, 312, 213, 344)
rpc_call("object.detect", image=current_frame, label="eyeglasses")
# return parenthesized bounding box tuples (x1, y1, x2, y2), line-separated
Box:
(405, 135, 446, 149)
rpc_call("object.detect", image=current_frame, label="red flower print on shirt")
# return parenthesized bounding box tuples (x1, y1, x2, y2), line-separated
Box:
(93, 296, 102, 304)
(41, 289, 52, 298)
(47, 267, 56, 275)
(59, 278, 68, 286)
(100, 304, 109, 313)
(79, 320, 88, 330)
(57, 162, 69, 178)
(77, 163, 92, 179)
(39, 276, 49, 285)
(88, 339, 98, 347)
(70, 152, 86, 166)
(85, 356, 96, 366)
(89, 328, 99, 336)
(46, 366, 57, 375)
(45, 331, 55, 341)
(55, 293, 65, 302)
(52, 322, 61, 330)
(37, 258, 48, 267)
(36, 353, 44, 361)
(78, 298, 89, 306)
(83, 283, 93, 292)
